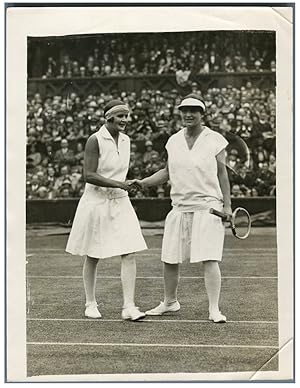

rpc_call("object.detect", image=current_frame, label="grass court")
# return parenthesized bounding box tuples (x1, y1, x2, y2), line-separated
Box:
(26, 227, 278, 378)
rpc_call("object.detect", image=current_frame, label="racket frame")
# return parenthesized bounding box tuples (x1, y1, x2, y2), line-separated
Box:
(209, 207, 251, 240)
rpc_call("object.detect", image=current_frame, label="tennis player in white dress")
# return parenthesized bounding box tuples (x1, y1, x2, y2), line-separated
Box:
(134, 94, 232, 323)
(66, 100, 147, 321)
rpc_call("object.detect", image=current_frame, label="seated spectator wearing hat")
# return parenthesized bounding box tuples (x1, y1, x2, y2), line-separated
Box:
(231, 184, 244, 197)
(65, 116, 77, 141)
(74, 142, 85, 164)
(53, 165, 72, 193)
(45, 166, 56, 191)
(255, 162, 276, 196)
(36, 170, 47, 187)
(54, 139, 75, 167)
(27, 143, 42, 170)
(257, 112, 275, 153)
(26, 174, 41, 199)
(36, 186, 50, 200)
(87, 115, 99, 134)
(58, 186, 73, 199)
(252, 140, 269, 167)
(35, 118, 45, 134)
(69, 165, 83, 192)
(143, 140, 159, 164)
(57, 178, 74, 198)
(236, 61, 249, 72)
(253, 60, 263, 72)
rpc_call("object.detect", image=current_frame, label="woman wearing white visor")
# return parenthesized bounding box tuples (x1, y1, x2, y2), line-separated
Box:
(66, 99, 147, 321)
(135, 94, 232, 323)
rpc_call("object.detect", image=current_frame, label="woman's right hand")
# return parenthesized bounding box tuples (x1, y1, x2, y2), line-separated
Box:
(119, 179, 144, 193)
(131, 179, 145, 189)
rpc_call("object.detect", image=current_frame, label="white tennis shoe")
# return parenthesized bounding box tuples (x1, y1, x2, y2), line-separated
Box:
(145, 301, 181, 315)
(209, 311, 226, 323)
(85, 302, 102, 319)
(121, 306, 145, 321)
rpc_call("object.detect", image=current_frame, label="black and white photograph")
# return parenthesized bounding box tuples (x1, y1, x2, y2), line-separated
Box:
(5, 4, 294, 382)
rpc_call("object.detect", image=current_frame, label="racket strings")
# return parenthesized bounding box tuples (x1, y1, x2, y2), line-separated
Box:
(232, 209, 251, 239)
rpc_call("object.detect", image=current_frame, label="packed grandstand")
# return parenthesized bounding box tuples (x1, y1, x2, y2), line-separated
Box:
(26, 32, 276, 200)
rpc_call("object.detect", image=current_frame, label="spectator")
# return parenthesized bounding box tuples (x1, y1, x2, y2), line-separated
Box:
(231, 184, 244, 197)
(143, 140, 159, 164)
(268, 152, 276, 173)
(27, 174, 40, 199)
(54, 139, 75, 166)
(255, 162, 276, 196)
(53, 165, 72, 192)
(45, 166, 56, 190)
(74, 142, 85, 164)
(36, 186, 50, 199)
(27, 143, 42, 168)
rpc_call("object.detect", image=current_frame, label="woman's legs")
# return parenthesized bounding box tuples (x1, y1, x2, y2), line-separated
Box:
(163, 263, 180, 304)
(121, 254, 145, 320)
(83, 256, 101, 318)
(120, 254, 137, 308)
(203, 260, 222, 315)
(83, 256, 99, 304)
(145, 262, 180, 315)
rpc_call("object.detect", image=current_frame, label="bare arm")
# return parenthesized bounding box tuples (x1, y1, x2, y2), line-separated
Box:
(140, 165, 169, 188)
(217, 150, 232, 214)
(84, 135, 129, 190)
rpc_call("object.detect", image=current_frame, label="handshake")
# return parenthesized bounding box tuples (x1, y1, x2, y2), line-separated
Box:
(121, 179, 145, 194)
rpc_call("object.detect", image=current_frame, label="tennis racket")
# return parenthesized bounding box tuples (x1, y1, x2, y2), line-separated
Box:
(209, 207, 251, 240)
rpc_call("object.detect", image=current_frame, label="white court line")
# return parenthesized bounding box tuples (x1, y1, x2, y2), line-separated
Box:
(27, 341, 278, 350)
(27, 253, 277, 258)
(26, 247, 277, 252)
(27, 275, 278, 279)
(27, 318, 278, 324)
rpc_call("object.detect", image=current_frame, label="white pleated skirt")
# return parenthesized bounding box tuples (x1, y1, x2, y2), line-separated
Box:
(66, 191, 147, 258)
(161, 206, 225, 264)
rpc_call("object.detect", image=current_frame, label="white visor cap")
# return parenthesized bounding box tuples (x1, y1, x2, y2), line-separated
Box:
(177, 97, 206, 112)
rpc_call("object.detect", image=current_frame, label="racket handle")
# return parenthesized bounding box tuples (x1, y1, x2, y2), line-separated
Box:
(209, 208, 228, 221)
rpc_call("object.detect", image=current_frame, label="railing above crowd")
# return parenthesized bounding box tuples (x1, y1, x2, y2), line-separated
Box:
(28, 72, 276, 98)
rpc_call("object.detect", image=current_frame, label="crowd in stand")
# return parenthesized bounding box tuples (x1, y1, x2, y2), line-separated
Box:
(28, 32, 275, 79)
(26, 82, 276, 200)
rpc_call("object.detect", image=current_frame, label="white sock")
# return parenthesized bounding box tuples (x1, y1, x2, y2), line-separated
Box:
(121, 255, 136, 309)
(83, 256, 99, 305)
(204, 261, 221, 314)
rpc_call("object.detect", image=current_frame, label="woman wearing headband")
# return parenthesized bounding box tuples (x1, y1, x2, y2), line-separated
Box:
(66, 99, 147, 321)
(134, 94, 232, 323)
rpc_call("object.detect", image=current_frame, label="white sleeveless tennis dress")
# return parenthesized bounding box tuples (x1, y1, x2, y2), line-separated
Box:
(66, 125, 147, 258)
(161, 127, 228, 264)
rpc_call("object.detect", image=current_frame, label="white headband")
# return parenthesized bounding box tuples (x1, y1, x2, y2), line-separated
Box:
(105, 104, 130, 120)
(177, 98, 206, 112)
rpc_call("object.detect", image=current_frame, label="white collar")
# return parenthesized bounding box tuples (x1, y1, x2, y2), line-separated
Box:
(99, 125, 126, 142)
